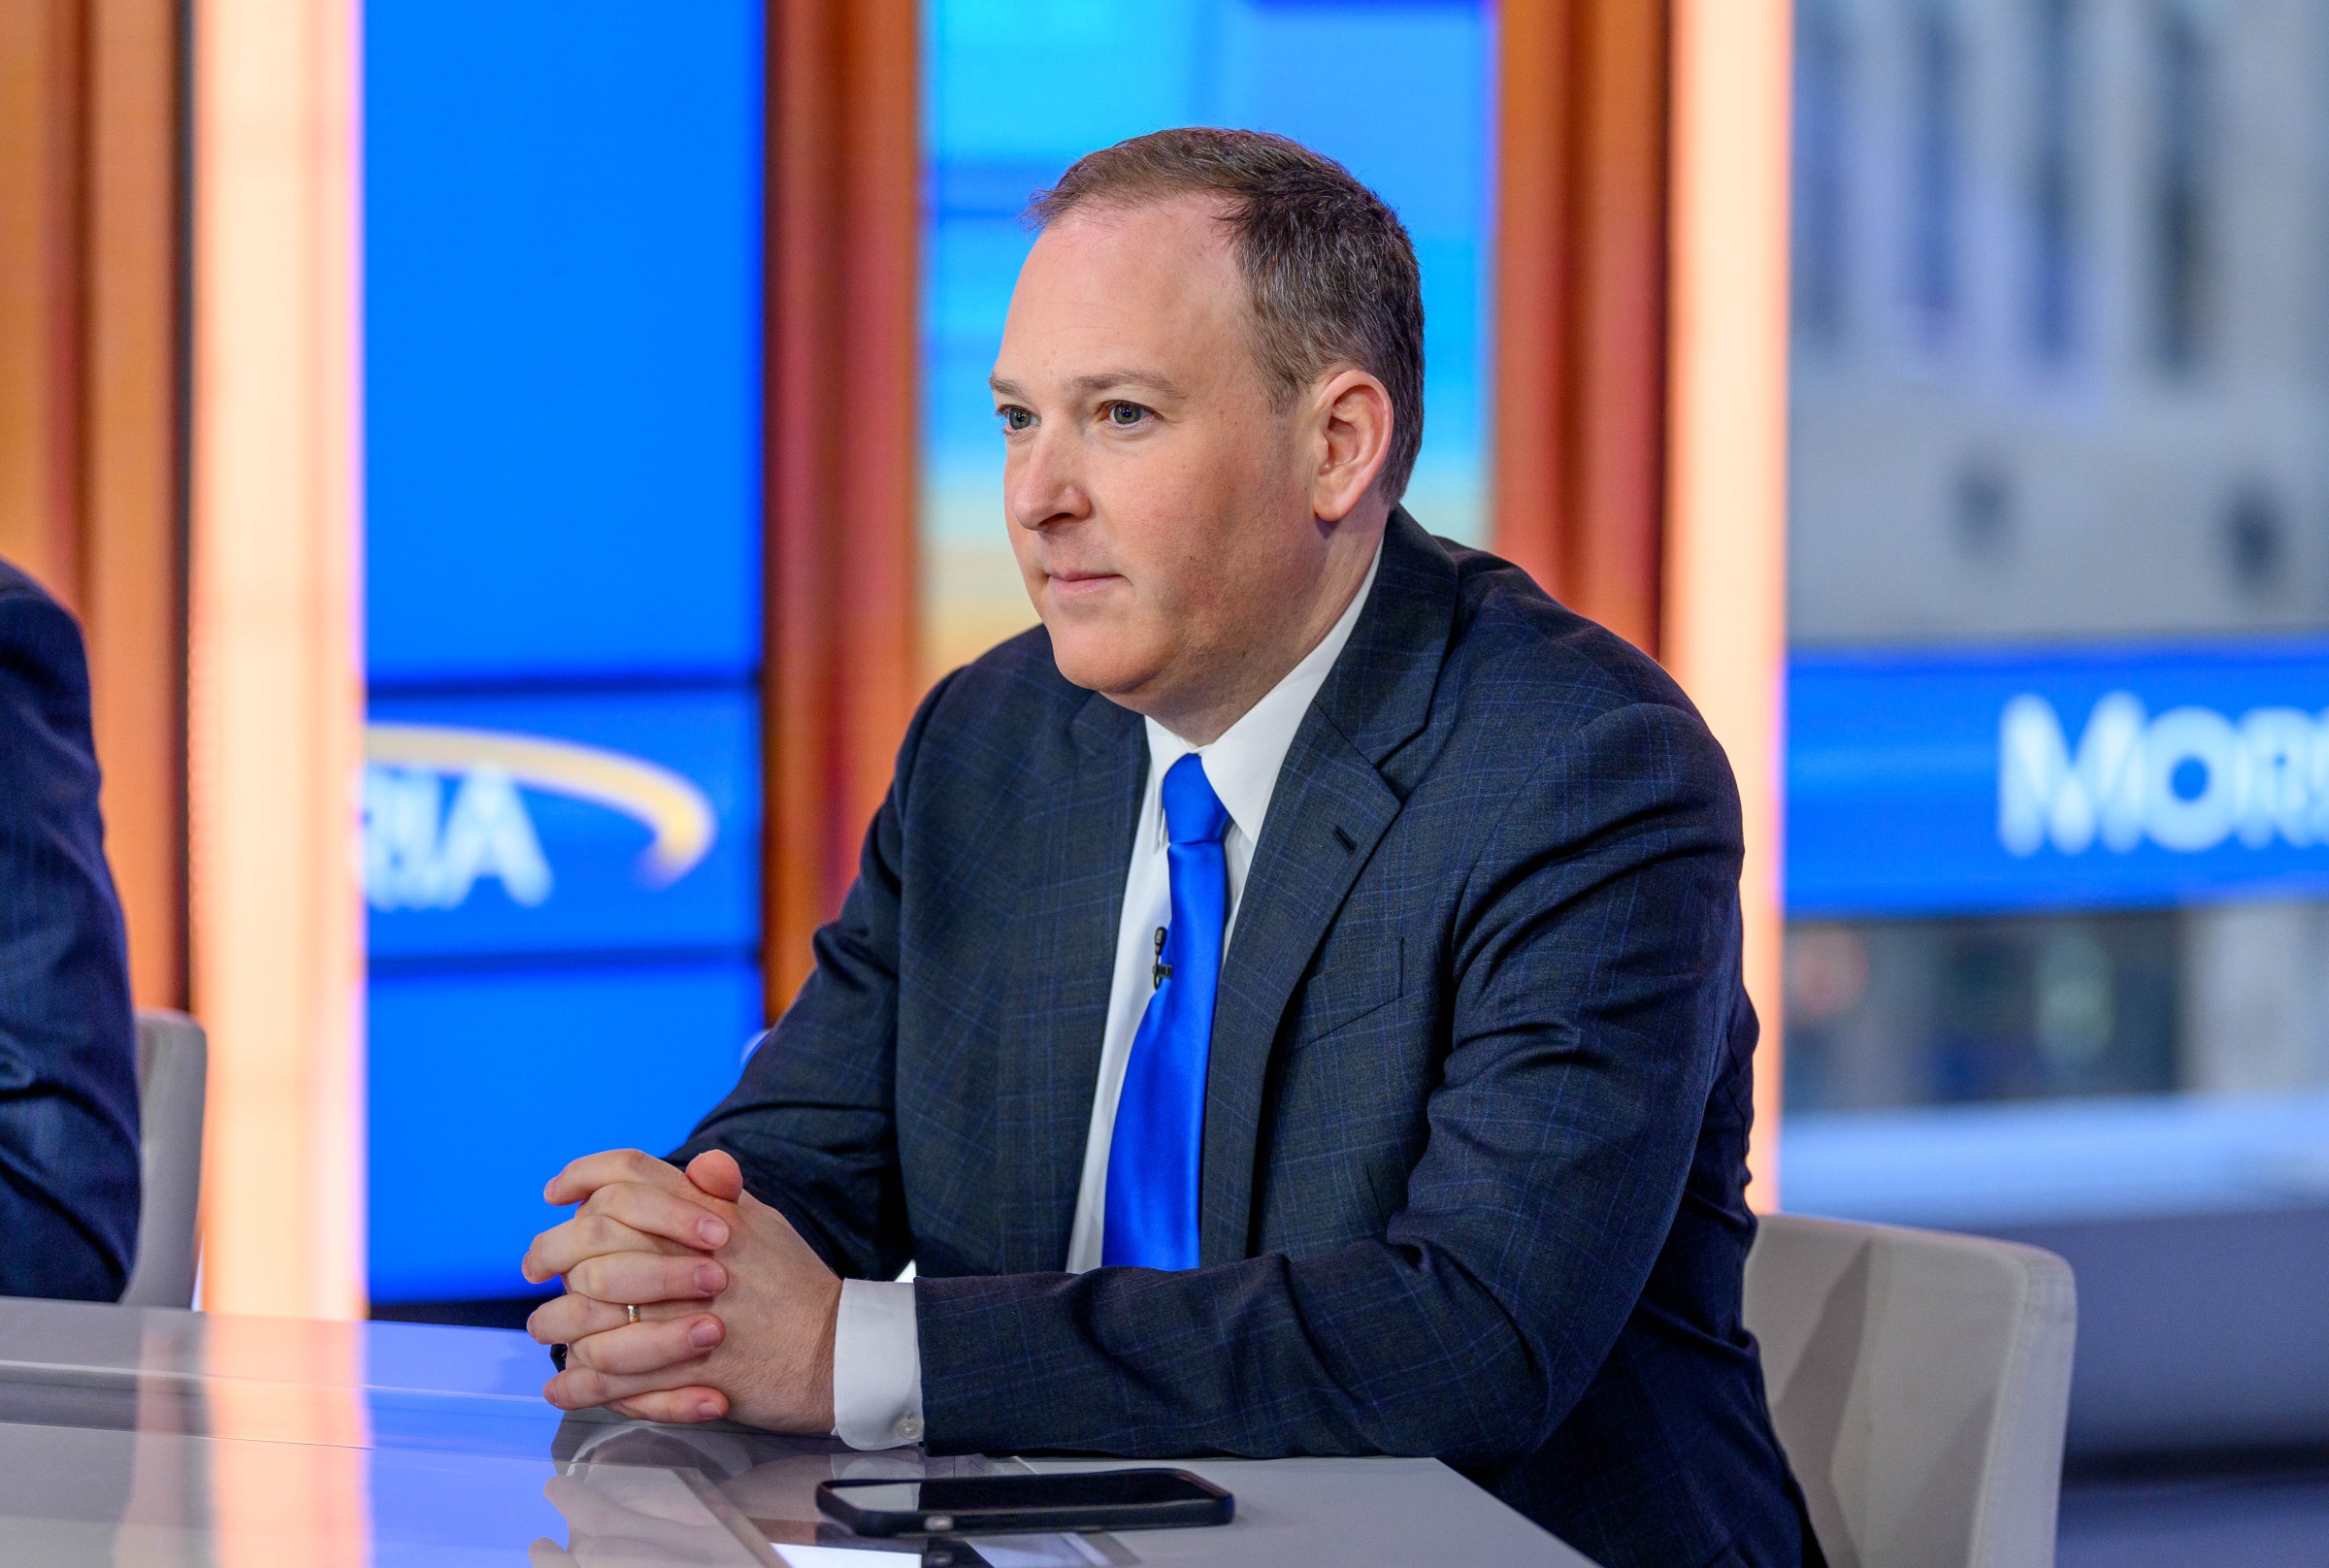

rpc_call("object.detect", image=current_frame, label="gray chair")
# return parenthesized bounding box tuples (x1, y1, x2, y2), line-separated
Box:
(1745, 1212, 2078, 1568)
(118, 1008, 208, 1308)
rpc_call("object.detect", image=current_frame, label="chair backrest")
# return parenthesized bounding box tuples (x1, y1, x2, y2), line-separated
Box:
(119, 1008, 208, 1309)
(1744, 1212, 2077, 1568)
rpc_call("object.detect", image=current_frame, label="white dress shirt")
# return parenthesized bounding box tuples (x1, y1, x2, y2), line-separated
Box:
(828, 541, 1384, 1450)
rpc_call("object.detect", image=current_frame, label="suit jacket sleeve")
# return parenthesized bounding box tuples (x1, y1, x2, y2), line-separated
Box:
(669, 672, 967, 1284)
(913, 700, 1745, 1465)
(0, 577, 141, 1301)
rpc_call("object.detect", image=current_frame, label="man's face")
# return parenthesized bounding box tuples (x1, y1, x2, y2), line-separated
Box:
(990, 197, 1332, 725)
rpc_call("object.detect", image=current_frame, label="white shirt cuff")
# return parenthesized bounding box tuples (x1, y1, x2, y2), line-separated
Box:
(831, 1278, 925, 1449)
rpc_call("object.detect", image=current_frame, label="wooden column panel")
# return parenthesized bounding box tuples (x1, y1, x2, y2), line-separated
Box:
(1493, 0, 1670, 657)
(0, 0, 88, 607)
(84, 0, 188, 1012)
(1496, 0, 1791, 1204)
(0, 0, 188, 1010)
(764, 0, 921, 1014)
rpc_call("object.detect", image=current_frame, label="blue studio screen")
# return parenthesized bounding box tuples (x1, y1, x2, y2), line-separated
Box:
(364, 2, 765, 1303)
(1788, 640, 2329, 918)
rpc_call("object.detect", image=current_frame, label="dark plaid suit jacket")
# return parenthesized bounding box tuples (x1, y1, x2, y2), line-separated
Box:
(680, 511, 1818, 1566)
(0, 561, 139, 1301)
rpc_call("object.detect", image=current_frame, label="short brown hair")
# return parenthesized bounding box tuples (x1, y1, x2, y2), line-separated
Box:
(1028, 128, 1426, 503)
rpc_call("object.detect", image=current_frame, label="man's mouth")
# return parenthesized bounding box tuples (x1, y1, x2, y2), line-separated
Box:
(1047, 570, 1123, 597)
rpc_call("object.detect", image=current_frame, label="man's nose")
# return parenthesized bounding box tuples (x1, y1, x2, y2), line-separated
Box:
(1005, 428, 1092, 532)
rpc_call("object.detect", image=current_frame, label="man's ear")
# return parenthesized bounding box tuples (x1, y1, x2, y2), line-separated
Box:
(1310, 369, 1394, 524)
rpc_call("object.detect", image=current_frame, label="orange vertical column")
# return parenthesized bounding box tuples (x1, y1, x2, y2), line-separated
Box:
(0, 0, 90, 608)
(0, 0, 190, 1011)
(1666, 0, 1792, 1208)
(188, 0, 367, 1317)
(1499, 0, 1792, 1205)
(764, 0, 921, 1014)
(83, 0, 190, 1012)
(1493, 0, 1669, 656)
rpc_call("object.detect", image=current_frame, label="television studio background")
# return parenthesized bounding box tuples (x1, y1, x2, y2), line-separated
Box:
(5, 1, 2329, 1560)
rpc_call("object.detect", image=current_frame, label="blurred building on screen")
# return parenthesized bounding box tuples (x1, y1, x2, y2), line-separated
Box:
(1781, 0, 2329, 1457)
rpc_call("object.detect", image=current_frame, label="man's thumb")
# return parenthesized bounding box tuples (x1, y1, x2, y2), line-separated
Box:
(685, 1147, 745, 1201)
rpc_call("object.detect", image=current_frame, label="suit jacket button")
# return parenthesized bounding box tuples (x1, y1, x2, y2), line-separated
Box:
(897, 1414, 925, 1442)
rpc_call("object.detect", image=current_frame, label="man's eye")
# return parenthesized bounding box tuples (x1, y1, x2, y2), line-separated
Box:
(998, 407, 1033, 433)
(1103, 402, 1147, 428)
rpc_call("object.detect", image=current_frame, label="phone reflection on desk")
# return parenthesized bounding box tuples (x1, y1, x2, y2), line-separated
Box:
(539, 1417, 1118, 1567)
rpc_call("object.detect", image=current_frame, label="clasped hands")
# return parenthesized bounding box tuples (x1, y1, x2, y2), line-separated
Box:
(522, 1148, 841, 1431)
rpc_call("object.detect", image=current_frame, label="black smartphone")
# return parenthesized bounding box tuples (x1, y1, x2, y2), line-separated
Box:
(815, 1468, 1233, 1536)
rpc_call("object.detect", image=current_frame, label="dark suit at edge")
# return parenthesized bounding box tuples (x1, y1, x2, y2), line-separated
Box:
(679, 511, 1818, 1566)
(0, 561, 140, 1301)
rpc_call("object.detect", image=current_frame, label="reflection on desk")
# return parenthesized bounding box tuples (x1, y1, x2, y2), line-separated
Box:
(0, 1296, 1591, 1566)
(552, 1422, 1111, 1566)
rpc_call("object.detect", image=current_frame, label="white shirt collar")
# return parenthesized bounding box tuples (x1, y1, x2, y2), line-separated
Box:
(1141, 536, 1384, 847)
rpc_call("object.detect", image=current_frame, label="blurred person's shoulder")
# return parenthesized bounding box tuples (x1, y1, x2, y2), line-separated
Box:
(0, 556, 60, 612)
(0, 557, 88, 673)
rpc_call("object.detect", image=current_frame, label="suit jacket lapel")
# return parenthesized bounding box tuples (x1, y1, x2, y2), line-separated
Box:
(995, 686, 1145, 1272)
(1198, 509, 1459, 1264)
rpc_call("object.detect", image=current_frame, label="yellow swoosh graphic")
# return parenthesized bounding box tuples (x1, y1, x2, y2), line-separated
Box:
(365, 724, 716, 886)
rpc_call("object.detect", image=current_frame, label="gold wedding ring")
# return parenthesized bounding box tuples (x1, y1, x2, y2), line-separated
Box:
(625, 1303, 640, 1325)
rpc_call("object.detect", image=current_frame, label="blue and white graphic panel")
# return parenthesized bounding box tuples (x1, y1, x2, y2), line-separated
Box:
(1790, 640, 2329, 917)
(365, 688, 759, 960)
(366, 0, 764, 686)
(369, 960, 763, 1302)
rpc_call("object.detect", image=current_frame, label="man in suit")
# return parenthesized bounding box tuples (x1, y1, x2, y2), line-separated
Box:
(522, 129, 1817, 1565)
(0, 560, 140, 1300)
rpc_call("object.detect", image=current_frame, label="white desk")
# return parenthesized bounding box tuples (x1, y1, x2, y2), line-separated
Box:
(0, 1296, 1594, 1565)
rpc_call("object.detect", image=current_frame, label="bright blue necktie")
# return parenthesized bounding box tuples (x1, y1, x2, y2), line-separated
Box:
(1103, 753, 1229, 1269)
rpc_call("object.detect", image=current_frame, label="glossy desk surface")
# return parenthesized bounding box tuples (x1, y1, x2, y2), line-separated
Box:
(0, 1296, 1592, 1565)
